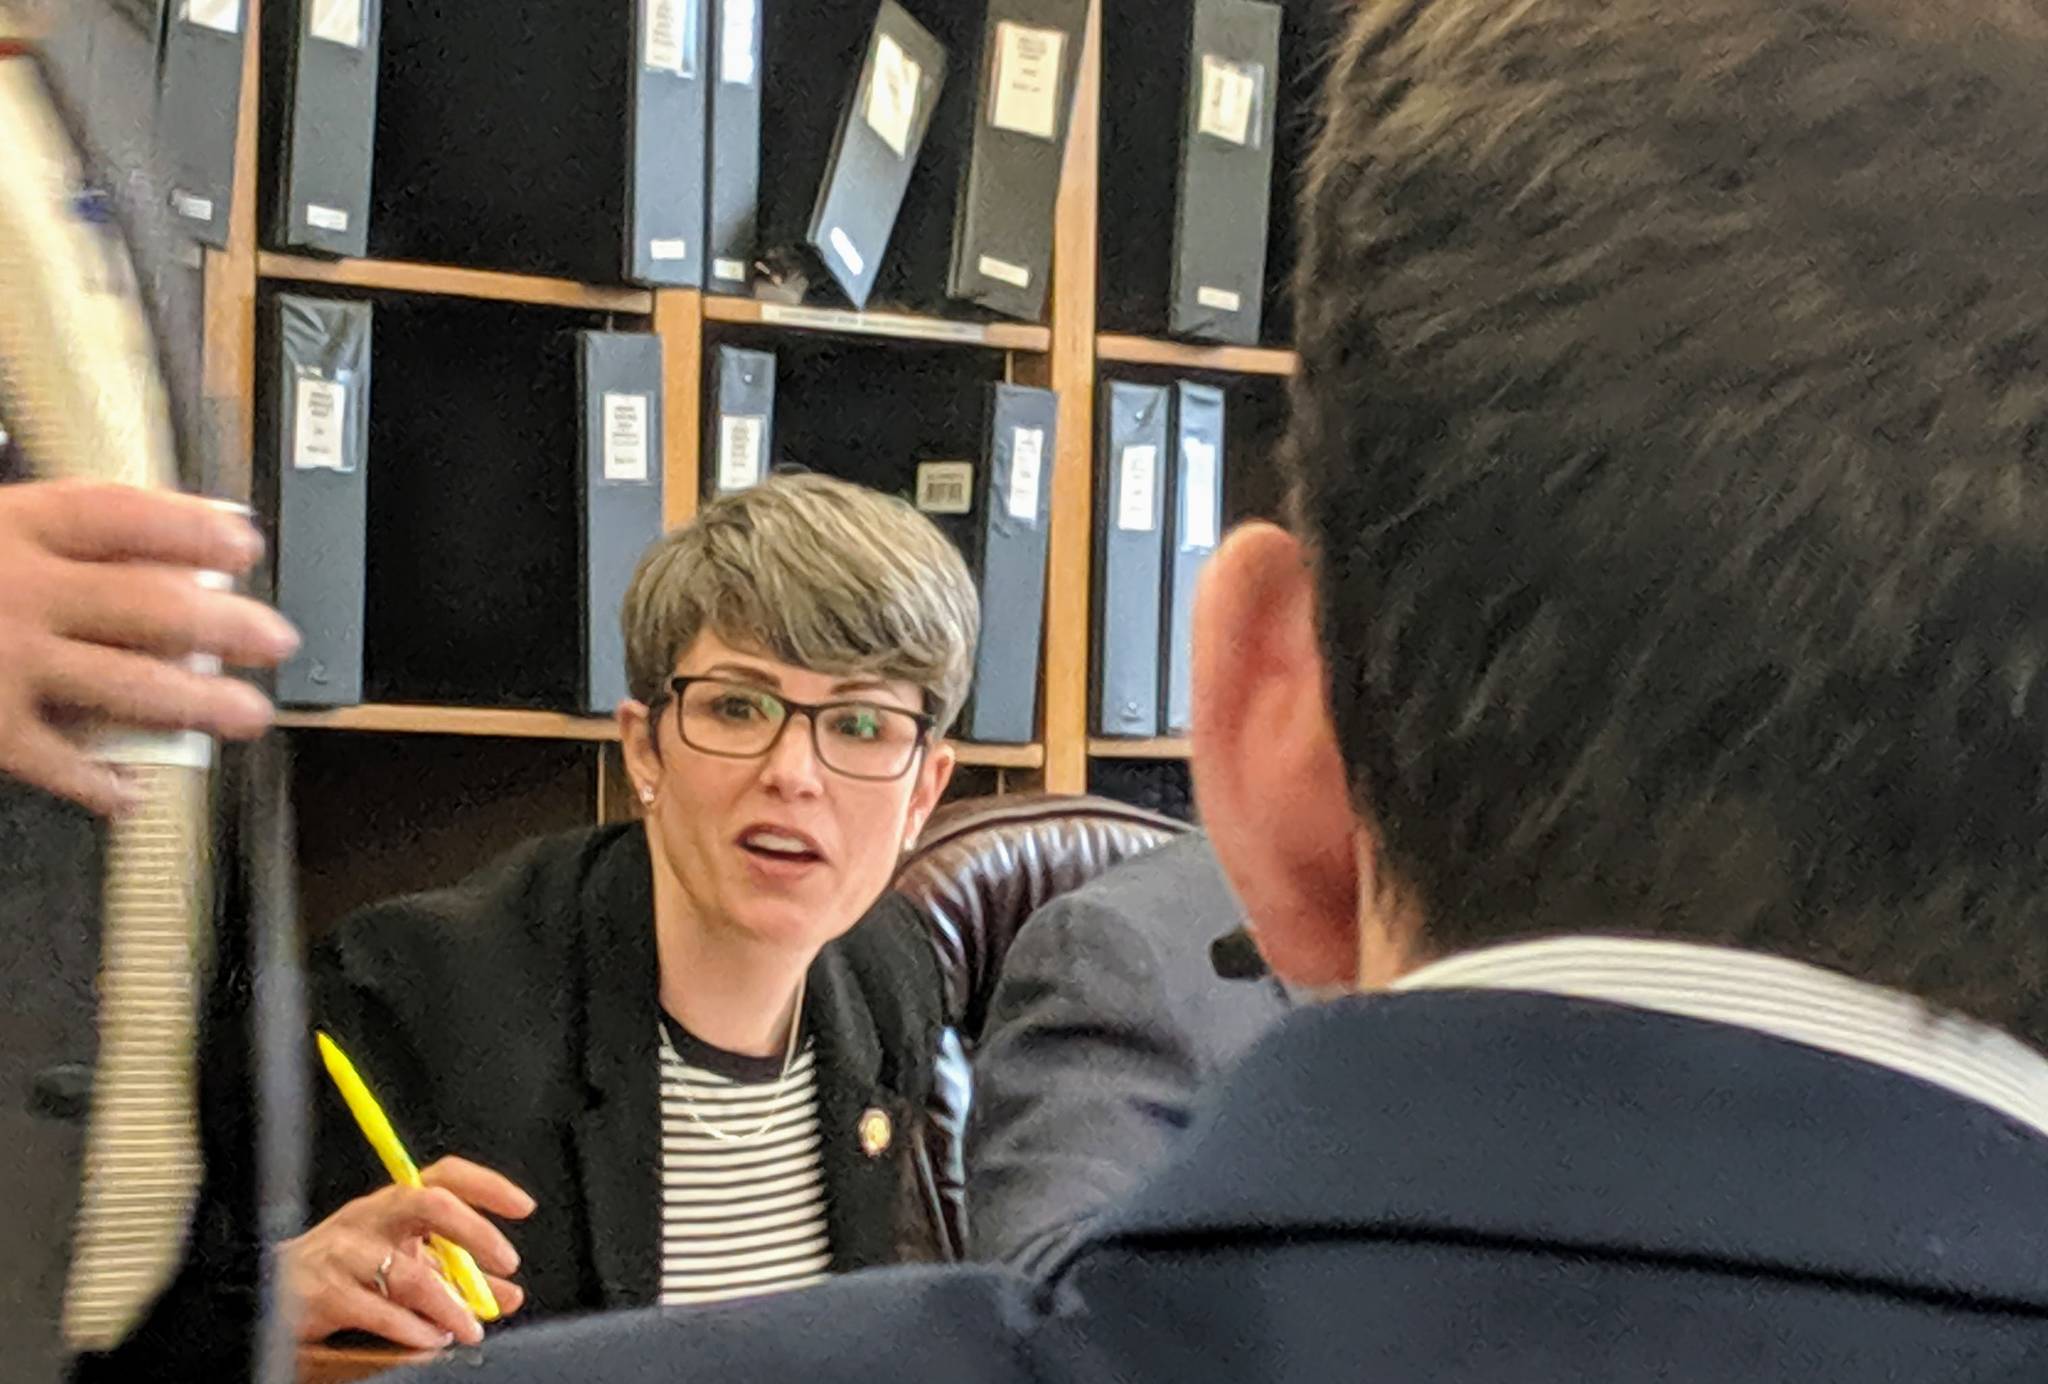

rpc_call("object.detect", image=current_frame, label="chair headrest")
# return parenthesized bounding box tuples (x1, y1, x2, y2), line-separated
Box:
(892, 794, 1188, 1041)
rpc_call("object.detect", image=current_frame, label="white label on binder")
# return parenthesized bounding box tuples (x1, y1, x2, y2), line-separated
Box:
(645, 0, 685, 74)
(828, 225, 865, 278)
(712, 257, 749, 283)
(978, 254, 1031, 289)
(649, 238, 689, 261)
(990, 21, 1065, 142)
(1197, 284, 1242, 312)
(1007, 427, 1045, 522)
(309, 0, 365, 48)
(1181, 437, 1219, 550)
(182, 0, 240, 34)
(718, 414, 765, 492)
(306, 203, 350, 232)
(170, 189, 215, 224)
(603, 392, 651, 481)
(1117, 444, 1158, 532)
(720, 0, 758, 85)
(1198, 54, 1259, 147)
(915, 461, 975, 516)
(293, 377, 348, 471)
(864, 32, 923, 159)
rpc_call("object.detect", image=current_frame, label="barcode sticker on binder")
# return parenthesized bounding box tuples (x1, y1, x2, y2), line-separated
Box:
(865, 33, 923, 159)
(310, 0, 365, 48)
(181, 0, 240, 34)
(1182, 438, 1219, 550)
(603, 393, 651, 482)
(721, 0, 759, 85)
(1007, 427, 1045, 522)
(645, 0, 686, 74)
(306, 203, 350, 232)
(990, 21, 1065, 142)
(293, 377, 348, 472)
(1197, 285, 1242, 313)
(1198, 54, 1261, 147)
(916, 461, 975, 516)
(978, 254, 1031, 289)
(1117, 445, 1158, 532)
(718, 414, 765, 492)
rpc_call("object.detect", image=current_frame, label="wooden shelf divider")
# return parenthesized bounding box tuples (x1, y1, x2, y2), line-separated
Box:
(1095, 333, 1299, 377)
(702, 295, 1050, 352)
(1087, 737, 1191, 761)
(258, 252, 658, 314)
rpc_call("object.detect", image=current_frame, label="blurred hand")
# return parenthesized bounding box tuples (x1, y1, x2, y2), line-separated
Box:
(282, 1156, 537, 1351)
(0, 479, 299, 814)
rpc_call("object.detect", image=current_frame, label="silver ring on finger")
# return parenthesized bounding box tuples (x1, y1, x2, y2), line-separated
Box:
(373, 1251, 395, 1299)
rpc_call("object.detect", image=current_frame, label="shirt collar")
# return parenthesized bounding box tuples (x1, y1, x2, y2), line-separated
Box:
(1391, 935, 2048, 1143)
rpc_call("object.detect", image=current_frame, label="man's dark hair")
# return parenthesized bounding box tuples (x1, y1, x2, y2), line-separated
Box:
(1286, 0, 2048, 1037)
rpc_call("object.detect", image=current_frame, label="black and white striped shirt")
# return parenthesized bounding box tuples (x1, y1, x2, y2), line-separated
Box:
(657, 1017, 834, 1306)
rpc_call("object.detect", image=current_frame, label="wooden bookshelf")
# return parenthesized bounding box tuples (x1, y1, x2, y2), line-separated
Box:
(203, 0, 1293, 880)
(1088, 737, 1191, 762)
(702, 295, 1051, 353)
(1096, 333, 1300, 376)
(275, 705, 1044, 770)
(258, 252, 657, 314)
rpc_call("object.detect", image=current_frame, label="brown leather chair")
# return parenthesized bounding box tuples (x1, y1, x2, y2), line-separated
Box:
(887, 793, 1190, 1260)
(299, 793, 1188, 1382)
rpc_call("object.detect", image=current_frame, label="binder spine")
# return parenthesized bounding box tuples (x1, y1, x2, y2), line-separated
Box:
(579, 332, 667, 713)
(264, 293, 373, 706)
(629, 0, 710, 287)
(269, 0, 383, 257)
(705, 0, 763, 292)
(963, 382, 1058, 743)
(706, 345, 776, 497)
(157, 0, 250, 248)
(1162, 380, 1224, 734)
(1091, 380, 1169, 737)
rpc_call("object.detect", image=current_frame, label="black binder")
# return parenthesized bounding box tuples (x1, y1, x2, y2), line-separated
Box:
(957, 383, 1057, 742)
(1091, 380, 1169, 738)
(156, 0, 249, 248)
(577, 332, 667, 713)
(759, 0, 947, 308)
(705, 0, 764, 293)
(706, 345, 776, 497)
(261, 0, 382, 257)
(1161, 380, 1224, 734)
(1101, 0, 1281, 345)
(363, 301, 665, 710)
(878, 0, 1086, 321)
(256, 293, 373, 707)
(369, 0, 707, 285)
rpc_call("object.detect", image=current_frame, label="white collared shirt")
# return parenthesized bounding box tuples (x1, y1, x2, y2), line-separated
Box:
(1390, 936, 2048, 1143)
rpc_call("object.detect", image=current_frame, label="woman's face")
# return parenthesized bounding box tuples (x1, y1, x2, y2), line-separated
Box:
(620, 630, 955, 955)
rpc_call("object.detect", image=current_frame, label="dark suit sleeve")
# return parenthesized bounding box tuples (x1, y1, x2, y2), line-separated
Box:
(965, 893, 1202, 1268)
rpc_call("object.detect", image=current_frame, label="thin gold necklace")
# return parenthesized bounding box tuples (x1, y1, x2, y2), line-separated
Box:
(671, 975, 808, 1146)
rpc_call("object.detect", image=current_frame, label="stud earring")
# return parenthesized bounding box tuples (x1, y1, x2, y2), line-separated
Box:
(639, 786, 657, 805)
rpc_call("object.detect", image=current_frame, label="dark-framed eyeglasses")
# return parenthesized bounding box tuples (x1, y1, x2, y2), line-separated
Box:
(654, 675, 935, 782)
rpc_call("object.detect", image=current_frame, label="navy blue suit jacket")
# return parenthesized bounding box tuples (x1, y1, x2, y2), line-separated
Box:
(396, 989, 2048, 1383)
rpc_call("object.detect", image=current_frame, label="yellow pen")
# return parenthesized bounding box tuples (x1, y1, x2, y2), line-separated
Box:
(315, 1031, 502, 1323)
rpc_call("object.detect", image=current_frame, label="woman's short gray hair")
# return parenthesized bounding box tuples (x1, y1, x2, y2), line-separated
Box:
(622, 473, 980, 733)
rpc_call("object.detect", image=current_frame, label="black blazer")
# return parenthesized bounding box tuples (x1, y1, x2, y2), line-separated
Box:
(411, 988, 2048, 1384)
(308, 824, 955, 1323)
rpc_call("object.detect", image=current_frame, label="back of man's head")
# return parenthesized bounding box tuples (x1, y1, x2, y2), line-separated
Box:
(1198, 0, 2048, 1038)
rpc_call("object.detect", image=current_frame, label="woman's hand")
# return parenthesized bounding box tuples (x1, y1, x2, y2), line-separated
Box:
(283, 1156, 537, 1350)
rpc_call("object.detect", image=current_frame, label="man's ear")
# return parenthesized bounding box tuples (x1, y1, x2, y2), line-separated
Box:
(1191, 523, 1360, 987)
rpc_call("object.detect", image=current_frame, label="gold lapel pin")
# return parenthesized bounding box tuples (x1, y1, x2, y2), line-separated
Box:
(858, 1107, 893, 1158)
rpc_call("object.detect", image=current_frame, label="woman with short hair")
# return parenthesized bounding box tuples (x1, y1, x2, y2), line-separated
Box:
(279, 473, 980, 1349)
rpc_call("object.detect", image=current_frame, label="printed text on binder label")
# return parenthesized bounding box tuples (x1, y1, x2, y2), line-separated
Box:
(645, 0, 687, 75)
(604, 393, 651, 482)
(1118, 445, 1158, 532)
(991, 21, 1065, 142)
(1199, 54, 1261, 147)
(721, 0, 758, 85)
(1008, 427, 1045, 523)
(293, 377, 348, 472)
(718, 415, 765, 493)
(306, 204, 350, 233)
(181, 0, 240, 34)
(310, 0, 365, 48)
(916, 461, 975, 516)
(1181, 438, 1219, 550)
(865, 33, 923, 159)
(1197, 284, 1242, 313)
(978, 255, 1031, 289)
